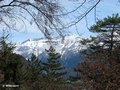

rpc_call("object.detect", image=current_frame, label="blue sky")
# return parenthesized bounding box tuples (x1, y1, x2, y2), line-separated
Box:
(2, 0, 120, 43)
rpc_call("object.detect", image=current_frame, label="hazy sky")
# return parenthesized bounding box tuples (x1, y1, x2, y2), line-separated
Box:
(2, 0, 120, 43)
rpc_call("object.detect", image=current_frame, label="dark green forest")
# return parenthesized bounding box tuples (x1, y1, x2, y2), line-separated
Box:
(0, 34, 67, 90)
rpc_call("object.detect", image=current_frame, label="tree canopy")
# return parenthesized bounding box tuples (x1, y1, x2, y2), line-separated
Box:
(75, 14, 120, 89)
(90, 13, 120, 33)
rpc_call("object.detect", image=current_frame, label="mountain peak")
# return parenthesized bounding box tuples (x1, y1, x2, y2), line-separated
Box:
(14, 34, 87, 76)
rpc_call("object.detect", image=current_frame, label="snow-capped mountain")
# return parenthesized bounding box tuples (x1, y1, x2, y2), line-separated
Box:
(14, 34, 87, 76)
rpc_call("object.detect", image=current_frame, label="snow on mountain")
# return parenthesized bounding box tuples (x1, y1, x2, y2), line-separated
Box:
(14, 34, 87, 76)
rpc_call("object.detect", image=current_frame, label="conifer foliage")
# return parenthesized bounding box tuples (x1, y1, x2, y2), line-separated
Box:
(0, 32, 26, 89)
(43, 46, 67, 90)
(75, 14, 120, 89)
(26, 53, 43, 90)
(25, 46, 67, 90)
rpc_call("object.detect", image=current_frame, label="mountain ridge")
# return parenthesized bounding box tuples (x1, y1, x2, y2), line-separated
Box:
(14, 34, 87, 76)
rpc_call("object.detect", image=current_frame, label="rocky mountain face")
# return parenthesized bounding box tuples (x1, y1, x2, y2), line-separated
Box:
(14, 34, 87, 77)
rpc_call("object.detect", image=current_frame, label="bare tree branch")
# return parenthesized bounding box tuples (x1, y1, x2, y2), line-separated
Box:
(63, 0, 101, 29)
(0, 0, 64, 39)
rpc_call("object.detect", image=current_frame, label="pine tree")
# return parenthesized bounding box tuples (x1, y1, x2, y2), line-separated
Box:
(26, 53, 44, 90)
(43, 46, 67, 90)
(75, 14, 120, 89)
(0, 32, 26, 89)
(90, 13, 120, 63)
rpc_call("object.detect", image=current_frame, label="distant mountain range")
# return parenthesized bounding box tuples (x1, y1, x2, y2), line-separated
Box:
(14, 34, 87, 77)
